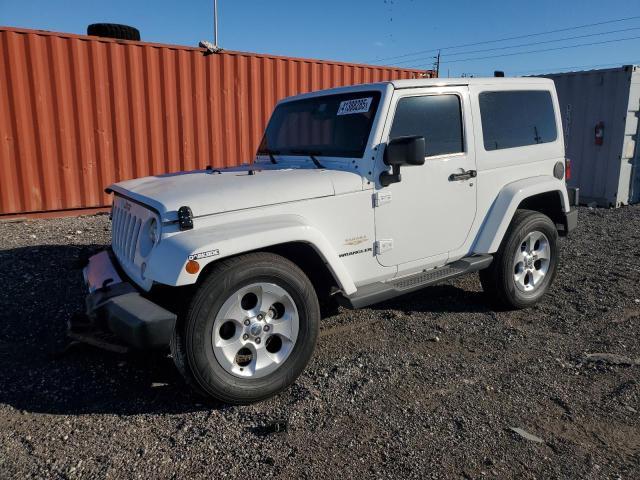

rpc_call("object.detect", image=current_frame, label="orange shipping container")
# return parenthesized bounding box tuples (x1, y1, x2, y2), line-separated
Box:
(0, 26, 432, 216)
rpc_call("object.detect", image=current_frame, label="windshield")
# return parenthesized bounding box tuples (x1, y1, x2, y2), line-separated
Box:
(258, 91, 381, 158)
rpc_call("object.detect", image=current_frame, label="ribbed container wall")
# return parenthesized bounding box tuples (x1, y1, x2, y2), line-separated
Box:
(539, 65, 640, 207)
(0, 27, 430, 216)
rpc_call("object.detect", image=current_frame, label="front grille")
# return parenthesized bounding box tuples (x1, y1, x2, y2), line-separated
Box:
(111, 203, 143, 264)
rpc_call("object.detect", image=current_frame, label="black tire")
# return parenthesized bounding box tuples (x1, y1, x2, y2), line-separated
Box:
(87, 23, 141, 41)
(180, 252, 320, 404)
(169, 319, 210, 399)
(480, 209, 559, 309)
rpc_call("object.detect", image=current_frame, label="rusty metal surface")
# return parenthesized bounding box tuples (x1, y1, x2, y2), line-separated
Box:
(0, 26, 431, 216)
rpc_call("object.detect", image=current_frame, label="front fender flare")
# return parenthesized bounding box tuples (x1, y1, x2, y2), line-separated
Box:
(144, 214, 357, 295)
(473, 176, 570, 254)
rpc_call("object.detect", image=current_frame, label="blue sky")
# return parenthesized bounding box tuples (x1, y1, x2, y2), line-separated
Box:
(2, 0, 640, 76)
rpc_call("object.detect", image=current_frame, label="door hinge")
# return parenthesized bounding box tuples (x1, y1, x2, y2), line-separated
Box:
(374, 239, 393, 255)
(373, 191, 392, 207)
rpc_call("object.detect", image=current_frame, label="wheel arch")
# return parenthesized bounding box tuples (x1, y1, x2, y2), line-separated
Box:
(517, 190, 566, 232)
(197, 241, 343, 303)
(144, 214, 357, 295)
(473, 176, 570, 254)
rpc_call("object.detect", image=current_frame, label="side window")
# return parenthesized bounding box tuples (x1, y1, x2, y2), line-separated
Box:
(479, 90, 557, 151)
(389, 95, 464, 157)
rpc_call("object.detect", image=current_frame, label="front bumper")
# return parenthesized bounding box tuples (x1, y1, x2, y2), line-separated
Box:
(82, 251, 176, 349)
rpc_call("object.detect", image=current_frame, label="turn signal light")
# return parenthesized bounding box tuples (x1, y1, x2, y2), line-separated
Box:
(565, 159, 572, 181)
(185, 260, 200, 274)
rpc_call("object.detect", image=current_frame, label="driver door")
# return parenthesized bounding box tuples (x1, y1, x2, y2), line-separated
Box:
(374, 86, 477, 268)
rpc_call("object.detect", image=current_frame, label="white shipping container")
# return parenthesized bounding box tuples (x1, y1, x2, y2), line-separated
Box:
(538, 65, 640, 207)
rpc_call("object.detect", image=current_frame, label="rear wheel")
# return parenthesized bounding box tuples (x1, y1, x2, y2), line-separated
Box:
(176, 252, 320, 404)
(480, 209, 559, 309)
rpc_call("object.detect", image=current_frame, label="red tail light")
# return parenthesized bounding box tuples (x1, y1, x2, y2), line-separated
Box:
(565, 159, 572, 181)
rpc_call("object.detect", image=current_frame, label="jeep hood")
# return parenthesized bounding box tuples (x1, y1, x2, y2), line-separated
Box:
(108, 166, 364, 221)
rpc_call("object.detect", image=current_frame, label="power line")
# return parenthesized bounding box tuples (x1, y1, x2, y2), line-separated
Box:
(366, 14, 640, 64)
(372, 14, 640, 63)
(390, 26, 640, 66)
(407, 34, 640, 67)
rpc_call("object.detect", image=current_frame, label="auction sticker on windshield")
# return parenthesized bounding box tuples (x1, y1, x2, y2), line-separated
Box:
(337, 97, 373, 115)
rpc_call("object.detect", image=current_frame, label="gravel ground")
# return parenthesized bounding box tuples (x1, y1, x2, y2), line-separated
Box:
(0, 206, 639, 479)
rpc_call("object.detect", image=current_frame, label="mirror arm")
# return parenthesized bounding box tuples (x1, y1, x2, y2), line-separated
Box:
(379, 164, 402, 187)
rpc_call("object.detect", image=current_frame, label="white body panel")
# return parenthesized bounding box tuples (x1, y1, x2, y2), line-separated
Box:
(456, 81, 567, 258)
(110, 167, 364, 221)
(145, 192, 393, 295)
(105, 77, 570, 296)
(374, 85, 478, 269)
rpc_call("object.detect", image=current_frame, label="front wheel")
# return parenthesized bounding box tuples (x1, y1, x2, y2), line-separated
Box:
(480, 209, 559, 309)
(178, 252, 320, 404)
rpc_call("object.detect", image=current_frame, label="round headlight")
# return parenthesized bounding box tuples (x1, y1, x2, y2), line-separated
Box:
(148, 218, 159, 244)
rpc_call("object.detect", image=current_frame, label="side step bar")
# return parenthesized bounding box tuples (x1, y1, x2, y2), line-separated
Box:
(338, 254, 493, 309)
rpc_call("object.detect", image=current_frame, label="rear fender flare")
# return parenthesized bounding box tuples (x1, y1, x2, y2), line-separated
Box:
(473, 176, 570, 253)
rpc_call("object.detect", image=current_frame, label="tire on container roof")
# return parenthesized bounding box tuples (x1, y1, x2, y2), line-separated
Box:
(87, 23, 141, 41)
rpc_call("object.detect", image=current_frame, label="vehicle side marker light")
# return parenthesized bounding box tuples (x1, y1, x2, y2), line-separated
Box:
(186, 260, 200, 274)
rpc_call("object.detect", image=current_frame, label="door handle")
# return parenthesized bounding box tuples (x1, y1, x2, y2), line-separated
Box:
(448, 169, 477, 181)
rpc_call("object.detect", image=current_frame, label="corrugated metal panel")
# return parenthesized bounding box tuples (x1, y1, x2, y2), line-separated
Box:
(540, 66, 639, 207)
(625, 72, 640, 204)
(0, 26, 431, 216)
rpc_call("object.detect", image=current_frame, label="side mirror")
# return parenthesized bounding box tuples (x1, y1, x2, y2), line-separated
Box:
(380, 135, 425, 186)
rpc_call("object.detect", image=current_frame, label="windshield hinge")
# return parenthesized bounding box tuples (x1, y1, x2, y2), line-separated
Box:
(178, 206, 194, 231)
(374, 239, 393, 255)
(373, 192, 392, 207)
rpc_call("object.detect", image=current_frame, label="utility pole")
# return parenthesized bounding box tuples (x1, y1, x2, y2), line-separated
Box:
(213, 0, 219, 48)
(434, 50, 441, 78)
(199, 1, 222, 53)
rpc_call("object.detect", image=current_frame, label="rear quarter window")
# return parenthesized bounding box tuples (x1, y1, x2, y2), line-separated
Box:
(479, 90, 557, 151)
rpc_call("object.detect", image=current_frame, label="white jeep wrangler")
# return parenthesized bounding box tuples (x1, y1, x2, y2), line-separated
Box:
(81, 77, 578, 404)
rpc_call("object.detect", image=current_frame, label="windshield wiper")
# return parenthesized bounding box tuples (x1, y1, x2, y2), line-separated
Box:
(290, 150, 326, 169)
(258, 149, 280, 164)
(309, 155, 325, 169)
